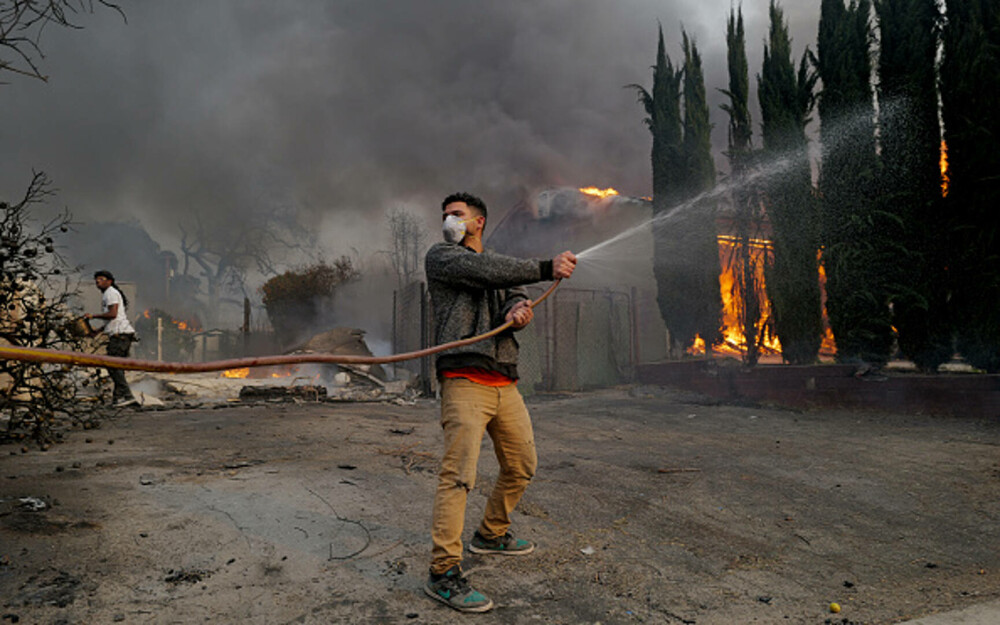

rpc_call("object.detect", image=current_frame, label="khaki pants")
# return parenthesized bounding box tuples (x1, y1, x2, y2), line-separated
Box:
(430, 377, 537, 574)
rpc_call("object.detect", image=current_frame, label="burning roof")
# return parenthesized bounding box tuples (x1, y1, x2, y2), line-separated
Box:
(488, 187, 651, 260)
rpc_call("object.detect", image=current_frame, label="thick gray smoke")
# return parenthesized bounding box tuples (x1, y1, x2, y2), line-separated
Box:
(1, 1, 818, 238)
(0, 0, 819, 335)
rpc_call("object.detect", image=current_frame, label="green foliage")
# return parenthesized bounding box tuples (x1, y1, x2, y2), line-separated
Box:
(630, 27, 684, 208)
(876, 0, 952, 372)
(758, 0, 823, 364)
(816, 0, 895, 366)
(260, 258, 359, 347)
(680, 31, 723, 348)
(632, 27, 724, 354)
(941, 0, 1000, 372)
(682, 33, 716, 198)
(759, 2, 816, 154)
(720, 9, 752, 167)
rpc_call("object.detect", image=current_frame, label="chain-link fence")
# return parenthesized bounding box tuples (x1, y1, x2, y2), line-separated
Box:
(392, 281, 433, 394)
(394, 282, 666, 395)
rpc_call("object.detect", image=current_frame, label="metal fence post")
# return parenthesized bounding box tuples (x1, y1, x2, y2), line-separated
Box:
(630, 286, 639, 369)
(419, 282, 432, 396)
(391, 289, 398, 381)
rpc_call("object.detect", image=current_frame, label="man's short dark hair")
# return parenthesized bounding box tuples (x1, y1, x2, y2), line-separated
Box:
(442, 192, 487, 221)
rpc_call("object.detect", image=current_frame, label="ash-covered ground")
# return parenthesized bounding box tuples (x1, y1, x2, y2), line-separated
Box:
(2, 387, 999, 624)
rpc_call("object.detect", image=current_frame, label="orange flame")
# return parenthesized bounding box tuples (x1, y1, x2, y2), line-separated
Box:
(817, 255, 837, 356)
(170, 317, 200, 332)
(687, 235, 813, 358)
(940, 140, 949, 197)
(221, 365, 295, 379)
(579, 187, 619, 199)
(140, 309, 201, 333)
(688, 335, 707, 355)
(715, 236, 782, 356)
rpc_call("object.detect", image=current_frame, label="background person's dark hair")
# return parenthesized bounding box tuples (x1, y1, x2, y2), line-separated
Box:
(442, 192, 488, 224)
(94, 270, 129, 311)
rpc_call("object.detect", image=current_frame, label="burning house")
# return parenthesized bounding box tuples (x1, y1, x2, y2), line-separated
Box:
(390, 186, 836, 394)
(487, 187, 668, 369)
(487, 187, 833, 365)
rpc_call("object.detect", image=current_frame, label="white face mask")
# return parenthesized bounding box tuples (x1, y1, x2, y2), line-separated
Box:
(442, 214, 471, 243)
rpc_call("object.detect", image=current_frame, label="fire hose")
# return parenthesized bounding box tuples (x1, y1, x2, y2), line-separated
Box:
(0, 280, 561, 373)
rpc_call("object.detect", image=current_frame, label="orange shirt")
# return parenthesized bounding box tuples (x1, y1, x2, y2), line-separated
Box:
(442, 366, 515, 387)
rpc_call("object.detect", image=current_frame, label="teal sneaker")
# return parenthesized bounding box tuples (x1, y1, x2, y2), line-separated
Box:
(468, 530, 535, 556)
(424, 566, 494, 613)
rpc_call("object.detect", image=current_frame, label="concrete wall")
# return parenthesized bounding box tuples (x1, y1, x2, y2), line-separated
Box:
(638, 360, 1000, 418)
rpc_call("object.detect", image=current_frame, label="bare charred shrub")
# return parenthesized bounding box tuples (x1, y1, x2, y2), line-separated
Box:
(1, 0, 125, 83)
(260, 258, 360, 348)
(1, 172, 105, 447)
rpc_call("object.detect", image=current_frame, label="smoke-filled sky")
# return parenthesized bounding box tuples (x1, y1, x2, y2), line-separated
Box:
(0, 0, 820, 260)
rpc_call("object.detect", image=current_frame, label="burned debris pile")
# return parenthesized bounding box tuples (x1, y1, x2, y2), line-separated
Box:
(238, 385, 327, 402)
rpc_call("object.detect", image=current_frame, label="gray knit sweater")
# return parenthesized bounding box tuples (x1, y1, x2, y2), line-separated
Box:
(424, 242, 554, 379)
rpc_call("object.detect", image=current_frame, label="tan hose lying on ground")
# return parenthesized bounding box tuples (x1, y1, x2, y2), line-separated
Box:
(0, 281, 561, 373)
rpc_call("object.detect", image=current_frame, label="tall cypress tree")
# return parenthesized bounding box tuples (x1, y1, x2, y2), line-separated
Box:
(875, 0, 950, 372)
(631, 27, 684, 207)
(815, 0, 895, 368)
(630, 27, 700, 356)
(720, 7, 767, 366)
(681, 31, 723, 351)
(941, 0, 1000, 372)
(758, 0, 822, 364)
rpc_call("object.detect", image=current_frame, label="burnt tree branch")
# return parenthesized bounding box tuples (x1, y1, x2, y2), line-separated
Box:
(1, 0, 125, 83)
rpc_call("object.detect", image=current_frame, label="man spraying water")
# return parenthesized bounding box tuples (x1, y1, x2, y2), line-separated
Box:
(423, 192, 576, 612)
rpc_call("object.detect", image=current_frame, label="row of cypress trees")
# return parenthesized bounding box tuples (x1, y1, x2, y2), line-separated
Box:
(636, 0, 1000, 373)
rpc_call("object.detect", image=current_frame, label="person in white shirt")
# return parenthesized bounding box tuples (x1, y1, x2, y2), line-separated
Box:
(85, 270, 137, 407)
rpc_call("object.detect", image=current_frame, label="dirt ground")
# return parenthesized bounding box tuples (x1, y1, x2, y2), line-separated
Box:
(2, 386, 1000, 625)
